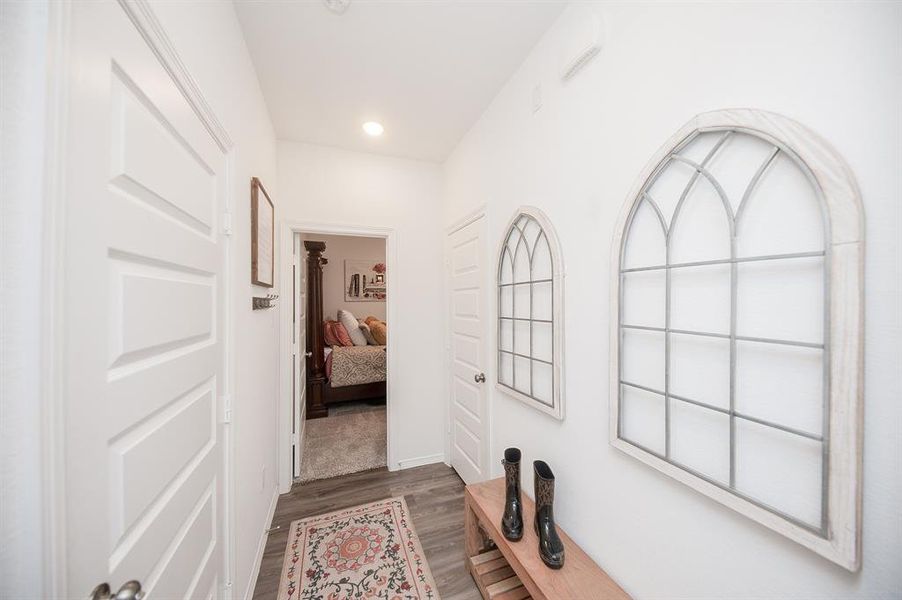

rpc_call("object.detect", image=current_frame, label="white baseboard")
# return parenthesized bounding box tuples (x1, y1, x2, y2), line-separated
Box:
(243, 485, 280, 600)
(397, 453, 445, 470)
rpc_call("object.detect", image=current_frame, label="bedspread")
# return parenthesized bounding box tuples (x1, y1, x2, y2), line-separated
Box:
(329, 345, 386, 388)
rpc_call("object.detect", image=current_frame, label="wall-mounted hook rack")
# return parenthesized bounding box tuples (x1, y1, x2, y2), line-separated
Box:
(252, 294, 278, 310)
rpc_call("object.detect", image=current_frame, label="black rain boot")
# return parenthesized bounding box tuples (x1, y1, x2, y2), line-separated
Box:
(533, 460, 565, 569)
(501, 448, 524, 541)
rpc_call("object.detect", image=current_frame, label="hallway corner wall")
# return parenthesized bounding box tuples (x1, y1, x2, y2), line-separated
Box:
(0, 2, 53, 596)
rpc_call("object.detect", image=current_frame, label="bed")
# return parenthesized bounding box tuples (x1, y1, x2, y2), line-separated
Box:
(303, 240, 387, 419)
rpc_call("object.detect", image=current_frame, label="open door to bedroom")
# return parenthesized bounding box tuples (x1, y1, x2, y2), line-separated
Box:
(294, 232, 388, 483)
(290, 234, 306, 479)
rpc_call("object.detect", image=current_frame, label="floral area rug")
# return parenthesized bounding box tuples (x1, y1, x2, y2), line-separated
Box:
(277, 497, 439, 600)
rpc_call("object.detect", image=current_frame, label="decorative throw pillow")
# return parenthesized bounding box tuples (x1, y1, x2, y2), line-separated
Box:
(368, 319, 387, 345)
(358, 320, 378, 345)
(332, 321, 354, 347)
(323, 320, 341, 347)
(338, 309, 368, 346)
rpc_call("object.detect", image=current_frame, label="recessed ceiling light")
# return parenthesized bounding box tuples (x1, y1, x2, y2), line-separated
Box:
(323, 0, 350, 15)
(362, 121, 384, 137)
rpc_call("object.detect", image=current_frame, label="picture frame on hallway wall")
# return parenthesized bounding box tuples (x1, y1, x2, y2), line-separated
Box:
(251, 176, 274, 287)
(344, 259, 387, 302)
(609, 108, 864, 571)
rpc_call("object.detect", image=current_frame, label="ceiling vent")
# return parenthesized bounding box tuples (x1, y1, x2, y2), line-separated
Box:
(560, 8, 602, 82)
(323, 0, 350, 15)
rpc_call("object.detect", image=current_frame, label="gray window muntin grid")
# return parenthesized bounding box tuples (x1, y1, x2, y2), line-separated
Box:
(497, 214, 555, 408)
(617, 127, 831, 537)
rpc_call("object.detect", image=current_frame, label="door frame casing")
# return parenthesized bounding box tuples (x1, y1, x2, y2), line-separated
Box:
(443, 205, 492, 481)
(278, 219, 398, 494)
(37, 1, 73, 595)
(38, 0, 238, 595)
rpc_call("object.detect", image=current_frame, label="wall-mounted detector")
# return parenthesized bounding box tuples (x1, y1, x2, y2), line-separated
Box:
(561, 7, 603, 82)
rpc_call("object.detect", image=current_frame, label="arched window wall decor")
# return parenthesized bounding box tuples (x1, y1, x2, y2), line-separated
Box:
(609, 109, 863, 570)
(497, 207, 565, 420)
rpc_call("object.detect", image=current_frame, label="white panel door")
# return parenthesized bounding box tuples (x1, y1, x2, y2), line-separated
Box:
(63, 1, 228, 596)
(447, 216, 490, 484)
(293, 234, 307, 477)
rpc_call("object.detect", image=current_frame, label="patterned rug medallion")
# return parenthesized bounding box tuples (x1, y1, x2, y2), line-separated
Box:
(277, 497, 439, 600)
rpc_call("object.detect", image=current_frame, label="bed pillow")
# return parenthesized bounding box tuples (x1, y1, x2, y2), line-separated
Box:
(358, 320, 378, 345)
(338, 309, 368, 346)
(366, 318, 387, 345)
(332, 321, 354, 347)
(323, 320, 341, 347)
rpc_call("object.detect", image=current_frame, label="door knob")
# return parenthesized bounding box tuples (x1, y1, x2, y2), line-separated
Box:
(474, 372, 486, 383)
(90, 581, 145, 600)
(304, 351, 313, 357)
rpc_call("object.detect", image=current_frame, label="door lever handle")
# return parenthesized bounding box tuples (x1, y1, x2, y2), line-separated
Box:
(474, 372, 486, 383)
(90, 581, 145, 600)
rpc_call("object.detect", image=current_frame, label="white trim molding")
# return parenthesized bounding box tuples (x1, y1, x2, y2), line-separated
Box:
(446, 202, 488, 234)
(495, 206, 566, 421)
(609, 108, 864, 571)
(117, 0, 233, 152)
(397, 453, 445, 470)
(41, 2, 73, 595)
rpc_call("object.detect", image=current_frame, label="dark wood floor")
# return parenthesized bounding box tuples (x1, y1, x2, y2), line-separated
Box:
(252, 463, 481, 600)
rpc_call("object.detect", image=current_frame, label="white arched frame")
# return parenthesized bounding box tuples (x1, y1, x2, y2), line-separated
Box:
(497, 207, 565, 420)
(609, 109, 863, 570)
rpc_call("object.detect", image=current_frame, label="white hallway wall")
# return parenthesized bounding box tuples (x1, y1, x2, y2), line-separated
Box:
(279, 141, 445, 467)
(299, 233, 387, 322)
(443, 2, 901, 599)
(0, 1, 52, 595)
(149, 3, 280, 598)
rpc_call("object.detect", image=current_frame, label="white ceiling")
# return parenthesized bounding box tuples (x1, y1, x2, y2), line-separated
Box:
(233, 0, 566, 162)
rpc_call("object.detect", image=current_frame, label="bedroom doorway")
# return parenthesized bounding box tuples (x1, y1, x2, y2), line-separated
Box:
(297, 232, 388, 482)
(278, 222, 396, 493)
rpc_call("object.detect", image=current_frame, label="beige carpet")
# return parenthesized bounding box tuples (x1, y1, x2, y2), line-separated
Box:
(299, 407, 387, 483)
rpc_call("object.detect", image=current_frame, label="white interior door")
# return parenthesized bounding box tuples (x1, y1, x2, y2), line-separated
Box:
(447, 216, 490, 484)
(293, 233, 307, 477)
(62, 1, 228, 596)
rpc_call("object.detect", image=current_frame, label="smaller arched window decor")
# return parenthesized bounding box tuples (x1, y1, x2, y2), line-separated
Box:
(497, 207, 564, 420)
(610, 109, 863, 570)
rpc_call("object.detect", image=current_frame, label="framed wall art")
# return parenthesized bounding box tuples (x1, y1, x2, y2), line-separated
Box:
(609, 108, 863, 570)
(344, 259, 386, 302)
(251, 177, 274, 287)
(496, 206, 565, 420)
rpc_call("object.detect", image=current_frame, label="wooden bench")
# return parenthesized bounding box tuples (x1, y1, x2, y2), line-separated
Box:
(464, 478, 631, 600)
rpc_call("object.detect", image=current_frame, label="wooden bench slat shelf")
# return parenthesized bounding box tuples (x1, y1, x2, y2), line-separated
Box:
(467, 549, 531, 600)
(465, 478, 631, 600)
